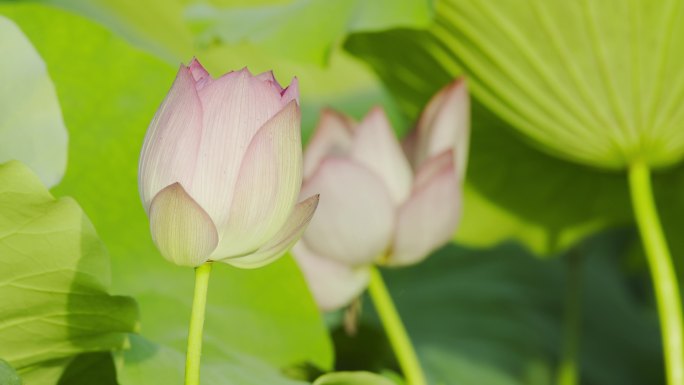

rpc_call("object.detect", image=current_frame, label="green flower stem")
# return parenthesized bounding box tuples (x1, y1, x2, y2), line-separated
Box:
(185, 262, 212, 385)
(557, 250, 582, 385)
(628, 160, 684, 385)
(368, 266, 427, 385)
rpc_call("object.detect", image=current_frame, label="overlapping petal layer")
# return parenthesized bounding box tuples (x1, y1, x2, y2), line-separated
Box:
(138, 66, 203, 211)
(212, 102, 302, 258)
(301, 158, 395, 266)
(149, 183, 219, 267)
(221, 195, 319, 269)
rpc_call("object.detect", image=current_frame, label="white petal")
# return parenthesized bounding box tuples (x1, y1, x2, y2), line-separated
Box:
(351, 107, 413, 204)
(292, 241, 370, 311)
(218, 195, 319, 269)
(138, 65, 203, 212)
(413, 79, 470, 180)
(210, 102, 302, 258)
(301, 158, 395, 266)
(149, 183, 219, 267)
(189, 69, 286, 226)
(389, 151, 461, 266)
(303, 109, 355, 178)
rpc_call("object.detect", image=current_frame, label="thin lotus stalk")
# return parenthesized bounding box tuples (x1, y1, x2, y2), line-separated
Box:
(628, 160, 684, 385)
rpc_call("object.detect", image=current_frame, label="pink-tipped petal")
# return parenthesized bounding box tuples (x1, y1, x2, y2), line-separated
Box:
(280, 77, 299, 106)
(255, 70, 284, 93)
(389, 154, 461, 266)
(138, 66, 203, 212)
(149, 183, 219, 267)
(351, 107, 413, 204)
(413, 79, 470, 180)
(189, 69, 286, 226)
(292, 241, 370, 311)
(188, 58, 211, 89)
(301, 158, 395, 266)
(303, 109, 355, 178)
(219, 195, 319, 269)
(210, 102, 302, 259)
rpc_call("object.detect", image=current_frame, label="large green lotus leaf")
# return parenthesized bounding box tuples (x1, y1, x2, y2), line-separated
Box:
(0, 3, 332, 370)
(115, 335, 308, 385)
(428, 0, 684, 169)
(0, 161, 138, 384)
(0, 16, 67, 188)
(353, 233, 662, 385)
(186, 0, 432, 64)
(345, 28, 635, 255)
(34, 0, 192, 61)
(118, 336, 397, 385)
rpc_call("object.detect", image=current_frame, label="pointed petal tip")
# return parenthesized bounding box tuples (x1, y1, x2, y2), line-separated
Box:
(185, 57, 211, 87)
(281, 77, 300, 105)
(300, 158, 396, 266)
(365, 105, 389, 121)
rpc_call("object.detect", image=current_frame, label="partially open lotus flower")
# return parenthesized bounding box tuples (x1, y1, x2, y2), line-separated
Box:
(293, 79, 469, 310)
(139, 59, 318, 268)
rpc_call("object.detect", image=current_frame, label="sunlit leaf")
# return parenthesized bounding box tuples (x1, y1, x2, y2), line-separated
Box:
(186, 0, 433, 64)
(34, 0, 407, 140)
(115, 335, 308, 385)
(430, 0, 684, 169)
(0, 16, 67, 188)
(0, 161, 138, 383)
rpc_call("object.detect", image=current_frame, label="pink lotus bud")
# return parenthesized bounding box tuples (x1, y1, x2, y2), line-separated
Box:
(293, 79, 469, 310)
(139, 58, 318, 268)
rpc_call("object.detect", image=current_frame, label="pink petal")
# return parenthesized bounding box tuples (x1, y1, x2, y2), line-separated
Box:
(255, 70, 283, 93)
(281, 77, 299, 106)
(303, 109, 356, 178)
(188, 58, 211, 89)
(301, 157, 395, 266)
(188, 68, 286, 226)
(389, 152, 461, 266)
(412, 78, 470, 180)
(149, 183, 219, 267)
(218, 195, 319, 269)
(351, 107, 413, 204)
(210, 101, 302, 259)
(138, 65, 203, 212)
(292, 241, 370, 311)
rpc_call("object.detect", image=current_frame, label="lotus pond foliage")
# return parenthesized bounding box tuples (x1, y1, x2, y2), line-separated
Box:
(0, 1, 681, 385)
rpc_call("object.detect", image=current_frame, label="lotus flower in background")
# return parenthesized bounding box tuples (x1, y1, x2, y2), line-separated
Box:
(293, 79, 469, 311)
(139, 59, 318, 268)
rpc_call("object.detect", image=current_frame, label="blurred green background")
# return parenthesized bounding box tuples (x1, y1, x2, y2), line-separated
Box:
(1, 0, 679, 384)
